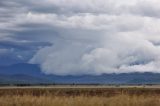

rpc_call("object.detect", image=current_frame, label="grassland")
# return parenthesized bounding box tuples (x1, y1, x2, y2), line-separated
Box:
(0, 87, 160, 106)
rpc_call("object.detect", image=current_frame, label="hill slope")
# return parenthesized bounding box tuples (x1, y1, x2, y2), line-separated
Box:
(0, 63, 160, 84)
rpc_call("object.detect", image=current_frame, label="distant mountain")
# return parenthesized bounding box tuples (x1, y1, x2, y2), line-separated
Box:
(0, 63, 160, 84)
(0, 63, 44, 77)
(0, 63, 51, 84)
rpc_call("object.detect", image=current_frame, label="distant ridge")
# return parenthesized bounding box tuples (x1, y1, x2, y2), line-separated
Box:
(0, 63, 160, 84)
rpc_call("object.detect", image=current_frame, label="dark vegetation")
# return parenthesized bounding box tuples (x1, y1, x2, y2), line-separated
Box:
(0, 87, 160, 97)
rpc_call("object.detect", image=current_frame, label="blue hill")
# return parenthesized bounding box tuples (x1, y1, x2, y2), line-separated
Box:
(0, 63, 160, 84)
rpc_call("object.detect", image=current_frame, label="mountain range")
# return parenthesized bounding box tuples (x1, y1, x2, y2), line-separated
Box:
(0, 63, 160, 84)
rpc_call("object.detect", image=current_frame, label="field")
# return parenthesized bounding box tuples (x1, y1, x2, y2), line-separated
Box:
(0, 86, 160, 106)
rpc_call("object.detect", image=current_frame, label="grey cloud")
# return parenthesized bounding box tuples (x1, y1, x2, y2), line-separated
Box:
(1, 0, 160, 75)
(0, 38, 52, 65)
(0, 39, 51, 50)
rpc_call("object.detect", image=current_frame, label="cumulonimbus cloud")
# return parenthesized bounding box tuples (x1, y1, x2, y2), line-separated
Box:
(1, 0, 160, 75)
(28, 0, 160, 75)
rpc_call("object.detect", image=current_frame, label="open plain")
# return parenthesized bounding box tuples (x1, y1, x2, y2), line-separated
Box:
(0, 85, 160, 106)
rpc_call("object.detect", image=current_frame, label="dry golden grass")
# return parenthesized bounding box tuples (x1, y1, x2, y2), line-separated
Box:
(0, 87, 160, 106)
(0, 95, 160, 106)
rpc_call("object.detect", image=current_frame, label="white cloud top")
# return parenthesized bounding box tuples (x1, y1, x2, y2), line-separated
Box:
(1, 0, 160, 75)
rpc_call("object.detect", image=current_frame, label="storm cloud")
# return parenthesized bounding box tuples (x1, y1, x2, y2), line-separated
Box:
(1, 0, 160, 75)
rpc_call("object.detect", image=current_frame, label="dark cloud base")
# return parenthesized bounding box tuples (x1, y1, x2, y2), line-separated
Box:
(1, 0, 160, 75)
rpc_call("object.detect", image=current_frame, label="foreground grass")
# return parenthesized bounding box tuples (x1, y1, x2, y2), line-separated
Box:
(0, 87, 160, 106)
(0, 95, 160, 106)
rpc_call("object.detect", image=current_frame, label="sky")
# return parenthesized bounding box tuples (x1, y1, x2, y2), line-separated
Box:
(1, 0, 160, 75)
